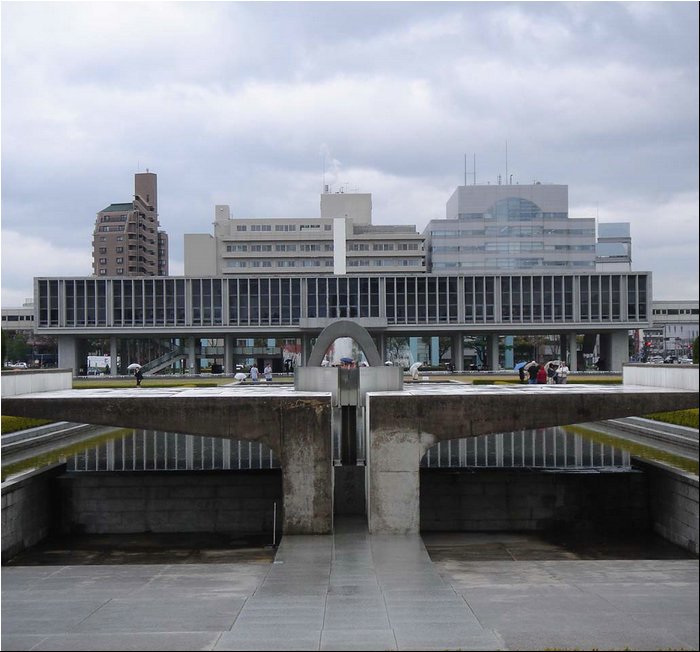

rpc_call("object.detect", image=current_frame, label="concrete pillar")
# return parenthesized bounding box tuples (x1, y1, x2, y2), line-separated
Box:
(568, 333, 578, 371)
(57, 335, 79, 375)
(187, 337, 196, 374)
(368, 426, 424, 534)
(451, 333, 464, 372)
(280, 399, 333, 534)
(224, 334, 234, 375)
(430, 336, 439, 366)
(504, 335, 514, 370)
(376, 333, 386, 363)
(600, 330, 629, 372)
(488, 334, 499, 371)
(409, 337, 419, 365)
(109, 337, 118, 376)
(301, 334, 313, 366)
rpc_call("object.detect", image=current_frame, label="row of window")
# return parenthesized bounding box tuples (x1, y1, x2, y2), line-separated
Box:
(37, 274, 649, 328)
(347, 259, 423, 267)
(432, 243, 596, 254)
(433, 260, 596, 270)
(431, 227, 595, 238)
(235, 223, 332, 232)
(225, 259, 334, 268)
(223, 242, 421, 253)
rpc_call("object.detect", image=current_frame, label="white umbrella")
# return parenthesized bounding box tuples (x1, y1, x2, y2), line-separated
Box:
(523, 361, 537, 370)
(544, 360, 561, 370)
(408, 361, 422, 380)
(385, 360, 394, 366)
(127, 363, 142, 371)
(234, 372, 247, 382)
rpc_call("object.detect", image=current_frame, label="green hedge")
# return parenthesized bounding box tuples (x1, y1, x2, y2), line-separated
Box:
(1, 416, 53, 434)
(644, 409, 699, 430)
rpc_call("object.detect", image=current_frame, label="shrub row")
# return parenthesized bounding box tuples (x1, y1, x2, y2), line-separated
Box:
(1, 416, 53, 434)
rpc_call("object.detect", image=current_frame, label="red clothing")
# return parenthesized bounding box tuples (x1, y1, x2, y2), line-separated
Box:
(536, 367, 547, 384)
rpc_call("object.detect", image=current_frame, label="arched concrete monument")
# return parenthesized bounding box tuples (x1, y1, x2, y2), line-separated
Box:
(306, 320, 383, 367)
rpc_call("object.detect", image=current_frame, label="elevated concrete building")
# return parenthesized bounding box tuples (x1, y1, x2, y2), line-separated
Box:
(36, 270, 650, 374)
(184, 190, 424, 276)
(92, 172, 169, 277)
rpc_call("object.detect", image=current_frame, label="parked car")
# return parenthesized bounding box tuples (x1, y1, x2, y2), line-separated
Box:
(8, 361, 28, 369)
(678, 357, 693, 364)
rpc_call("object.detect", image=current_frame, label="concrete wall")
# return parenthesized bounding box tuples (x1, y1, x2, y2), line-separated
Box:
(184, 233, 217, 276)
(1, 368, 73, 397)
(420, 468, 649, 535)
(2, 394, 333, 535)
(2, 464, 65, 563)
(641, 462, 699, 555)
(623, 363, 699, 391)
(57, 470, 282, 536)
(366, 387, 698, 534)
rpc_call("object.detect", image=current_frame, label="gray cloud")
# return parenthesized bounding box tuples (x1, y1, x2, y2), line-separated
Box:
(2, 1, 697, 303)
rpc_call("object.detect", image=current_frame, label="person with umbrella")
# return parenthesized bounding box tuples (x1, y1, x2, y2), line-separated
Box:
(514, 361, 527, 383)
(544, 360, 560, 385)
(408, 361, 422, 380)
(524, 361, 538, 384)
(128, 363, 143, 387)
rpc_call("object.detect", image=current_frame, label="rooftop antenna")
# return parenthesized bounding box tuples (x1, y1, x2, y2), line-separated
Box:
(322, 153, 326, 193)
(464, 153, 477, 186)
(505, 140, 508, 185)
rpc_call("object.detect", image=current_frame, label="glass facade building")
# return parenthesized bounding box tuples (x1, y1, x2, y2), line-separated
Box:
(36, 272, 649, 331)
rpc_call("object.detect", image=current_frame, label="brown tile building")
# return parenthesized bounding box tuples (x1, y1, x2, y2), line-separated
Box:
(92, 172, 168, 277)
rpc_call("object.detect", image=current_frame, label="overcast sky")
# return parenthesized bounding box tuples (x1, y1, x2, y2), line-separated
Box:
(2, 1, 698, 306)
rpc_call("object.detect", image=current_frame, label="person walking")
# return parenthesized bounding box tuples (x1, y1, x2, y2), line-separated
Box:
(527, 363, 539, 384)
(536, 364, 547, 384)
(264, 363, 273, 383)
(135, 368, 143, 387)
(250, 364, 259, 384)
(556, 361, 570, 384)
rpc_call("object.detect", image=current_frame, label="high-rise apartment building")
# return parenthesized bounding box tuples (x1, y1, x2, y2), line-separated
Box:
(92, 172, 168, 277)
(184, 190, 424, 276)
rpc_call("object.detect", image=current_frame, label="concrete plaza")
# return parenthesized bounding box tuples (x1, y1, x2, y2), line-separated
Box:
(2, 518, 698, 651)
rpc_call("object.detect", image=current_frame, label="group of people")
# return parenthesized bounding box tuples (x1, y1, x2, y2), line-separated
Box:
(248, 363, 273, 383)
(519, 360, 569, 385)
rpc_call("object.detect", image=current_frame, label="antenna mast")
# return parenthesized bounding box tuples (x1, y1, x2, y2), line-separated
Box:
(505, 141, 508, 185)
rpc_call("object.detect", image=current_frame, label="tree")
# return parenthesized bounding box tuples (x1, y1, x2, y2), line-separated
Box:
(693, 336, 699, 364)
(2, 330, 31, 364)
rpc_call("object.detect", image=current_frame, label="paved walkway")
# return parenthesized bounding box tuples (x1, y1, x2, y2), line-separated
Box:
(2, 519, 698, 650)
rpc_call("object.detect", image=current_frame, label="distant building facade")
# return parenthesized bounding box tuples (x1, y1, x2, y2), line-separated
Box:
(1, 299, 34, 332)
(596, 222, 632, 271)
(424, 183, 630, 273)
(184, 190, 424, 276)
(644, 300, 699, 358)
(92, 172, 169, 277)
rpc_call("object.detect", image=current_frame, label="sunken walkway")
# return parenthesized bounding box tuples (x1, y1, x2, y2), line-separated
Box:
(2, 517, 698, 650)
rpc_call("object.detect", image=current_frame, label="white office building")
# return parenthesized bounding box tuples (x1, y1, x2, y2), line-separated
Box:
(424, 183, 629, 273)
(185, 190, 424, 276)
